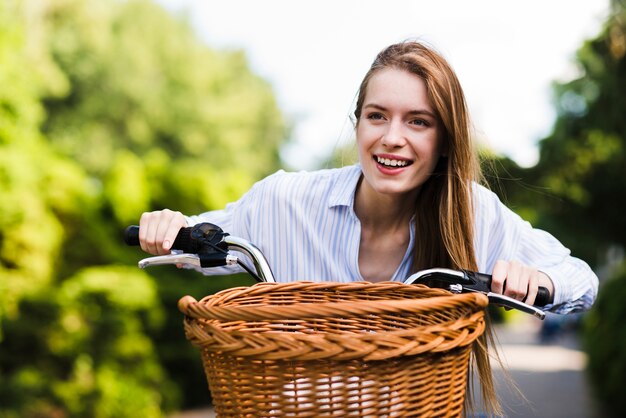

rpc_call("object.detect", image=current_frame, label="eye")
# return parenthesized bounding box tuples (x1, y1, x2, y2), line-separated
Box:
(410, 118, 429, 127)
(365, 112, 385, 121)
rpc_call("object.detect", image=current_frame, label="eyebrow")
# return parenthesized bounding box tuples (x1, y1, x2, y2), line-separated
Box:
(363, 103, 436, 118)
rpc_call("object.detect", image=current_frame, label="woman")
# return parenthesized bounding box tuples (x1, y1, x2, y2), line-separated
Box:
(138, 40, 598, 415)
(139, 41, 597, 313)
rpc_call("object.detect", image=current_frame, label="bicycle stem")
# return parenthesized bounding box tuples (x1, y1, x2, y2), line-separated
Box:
(223, 235, 276, 283)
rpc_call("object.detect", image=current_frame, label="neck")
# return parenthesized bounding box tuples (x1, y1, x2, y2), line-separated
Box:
(354, 176, 417, 232)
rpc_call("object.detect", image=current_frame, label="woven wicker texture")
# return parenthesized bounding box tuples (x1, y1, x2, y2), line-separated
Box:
(178, 281, 488, 417)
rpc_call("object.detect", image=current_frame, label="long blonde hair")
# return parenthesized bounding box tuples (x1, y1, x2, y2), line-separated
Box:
(354, 41, 502, 416)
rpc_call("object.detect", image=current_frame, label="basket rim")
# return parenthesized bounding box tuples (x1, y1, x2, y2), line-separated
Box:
(178, 281, 489, 361)
(178, 281, 488, 320)
(179, 291, 488, 321)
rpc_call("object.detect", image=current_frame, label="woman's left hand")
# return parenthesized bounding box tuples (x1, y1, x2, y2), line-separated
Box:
(491, 260, 555, 306)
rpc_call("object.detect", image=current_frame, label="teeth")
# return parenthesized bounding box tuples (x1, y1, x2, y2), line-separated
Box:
(376, 156, 408, 167)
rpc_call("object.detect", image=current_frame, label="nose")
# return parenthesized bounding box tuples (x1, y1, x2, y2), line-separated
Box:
(381, 120, 406, 148)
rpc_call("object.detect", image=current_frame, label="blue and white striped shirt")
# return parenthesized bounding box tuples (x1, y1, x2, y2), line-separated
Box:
(187, 164, 598, 313)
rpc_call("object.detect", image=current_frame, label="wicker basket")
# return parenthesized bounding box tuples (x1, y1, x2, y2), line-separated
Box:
(178, 281, 488, 418)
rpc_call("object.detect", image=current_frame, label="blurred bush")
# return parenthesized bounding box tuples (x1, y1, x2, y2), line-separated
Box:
(0, 0, 286, 416)
(481, 2, 626, 270)
(480, 1, 626, 413)
(0, 266, 172, 418)
(583, 263, 626, 417)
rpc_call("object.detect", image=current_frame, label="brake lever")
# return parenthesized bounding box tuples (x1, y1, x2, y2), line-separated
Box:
(404, 268, 547, 320)
(482, 291, 546, 319)
(138, 252, 238, 269)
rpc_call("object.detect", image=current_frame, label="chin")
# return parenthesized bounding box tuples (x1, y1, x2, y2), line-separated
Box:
(372, 182, 420, 196)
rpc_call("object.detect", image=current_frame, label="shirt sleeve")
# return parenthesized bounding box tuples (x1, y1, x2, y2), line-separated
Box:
(473, 184, 599, 314)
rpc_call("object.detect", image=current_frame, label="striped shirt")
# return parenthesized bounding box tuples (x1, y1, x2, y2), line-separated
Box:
(187, 164, 598, 313)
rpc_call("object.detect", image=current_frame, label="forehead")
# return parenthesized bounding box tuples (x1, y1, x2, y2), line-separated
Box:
(364, 68, 433, 111)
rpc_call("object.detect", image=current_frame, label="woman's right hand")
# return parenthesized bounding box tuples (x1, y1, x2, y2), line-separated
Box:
(138, 209, 188, 255)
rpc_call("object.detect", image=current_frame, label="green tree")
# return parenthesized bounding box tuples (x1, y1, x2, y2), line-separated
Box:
(583, 266, 626, 417)
(483, 2, 626, 414)
(1, 0, 287, 416)
(0, 0, 73, 334)
(485, 2, 626, 268)
(42, 0, 284, 183)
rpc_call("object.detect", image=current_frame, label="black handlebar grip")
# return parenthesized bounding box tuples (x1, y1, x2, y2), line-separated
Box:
(124, 225, 141, 246)
(123, 225, 197, 253)
(472, 271, 552, 307)
(535, 286, 552, 307)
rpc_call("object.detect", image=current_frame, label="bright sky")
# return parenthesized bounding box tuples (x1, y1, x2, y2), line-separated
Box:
(156, 0, 610, 169)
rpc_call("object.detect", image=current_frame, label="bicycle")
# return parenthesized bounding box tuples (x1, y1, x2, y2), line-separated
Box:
(125, 222, 551, 417)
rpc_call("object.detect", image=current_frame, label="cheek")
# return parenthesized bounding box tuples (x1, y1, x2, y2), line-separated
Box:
(412, 136, 441, 159)
(356, 125, 373, 151)
(355, 129, 367, 162)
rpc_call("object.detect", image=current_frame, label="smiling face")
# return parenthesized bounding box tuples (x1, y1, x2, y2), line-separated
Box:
(356, 67, 443, 200)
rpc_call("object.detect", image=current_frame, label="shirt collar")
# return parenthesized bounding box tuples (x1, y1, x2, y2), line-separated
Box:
(328, 164, 363, 208)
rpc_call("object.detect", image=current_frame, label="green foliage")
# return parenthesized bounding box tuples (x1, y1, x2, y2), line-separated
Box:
(582, 263, 626, 417)
(42, 0, 285, 182)
(0, 266, 173, 418)
(0, 0, 66, 145)
(1, 0, 287, 416)
(0, 0, 74, 324)
(104, 150, 151, 225)
(484, 3, 626, 268)
(482, 3, 626, 413)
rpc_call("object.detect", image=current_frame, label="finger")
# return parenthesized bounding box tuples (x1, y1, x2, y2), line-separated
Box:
(491, 260, 508, 294)
(139, 211, 160, 255)
(138, 213, 149, 253)
(162, 211, 186, 252)
(139, 209, 185, 255)
(153, 209, 182, 255)
(525, 271, 539, 306)
(151, 210, 170, 255)
(537, 271, 555, 302)
(503, 260, 525, 301)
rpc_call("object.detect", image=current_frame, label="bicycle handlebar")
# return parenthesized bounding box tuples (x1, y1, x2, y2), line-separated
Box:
(124, 222, 550, 319)
(124, 224, 276, 283)
(404, 268, 551, 319)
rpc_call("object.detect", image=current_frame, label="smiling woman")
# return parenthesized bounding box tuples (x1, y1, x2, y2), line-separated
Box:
(352, 42, 480, 285)
(134, 40, 598, 416)
(356, 68, 442, 196)
(354, 67, 445, 284)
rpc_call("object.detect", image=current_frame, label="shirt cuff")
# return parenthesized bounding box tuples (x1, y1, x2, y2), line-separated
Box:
(538, 266, 571, 308)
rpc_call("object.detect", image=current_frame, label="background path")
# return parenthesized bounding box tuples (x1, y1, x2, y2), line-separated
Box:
(486, 314, 599, 418)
